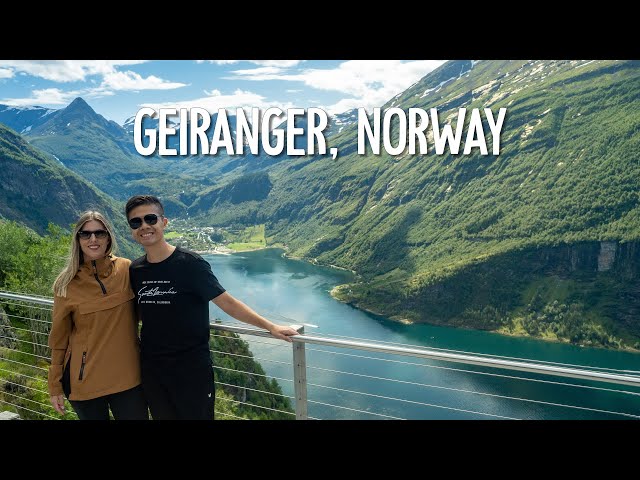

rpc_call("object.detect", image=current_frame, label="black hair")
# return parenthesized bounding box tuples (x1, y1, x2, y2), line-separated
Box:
(125, 195, 164, 218)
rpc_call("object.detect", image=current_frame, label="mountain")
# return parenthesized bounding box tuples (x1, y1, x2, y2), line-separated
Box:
(2, 62, 638, 348)
(188, 60, 640, 348)
(0, 122, 140, 258)
(23, 97, 153, 197)
(30, 97, 135, 152)
(325, 108, 358, 137)
(14, 98, 205, 207)
(123, 113, 177, 136)
(0, 105, 57, 134)
(189, 171, 272, 215)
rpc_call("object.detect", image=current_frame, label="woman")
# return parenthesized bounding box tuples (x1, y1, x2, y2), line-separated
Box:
(48, 211, 148, 420)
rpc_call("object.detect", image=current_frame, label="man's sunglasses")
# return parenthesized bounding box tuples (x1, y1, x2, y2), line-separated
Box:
(128, 213, 163, 230)
(78, 230, 109, 240)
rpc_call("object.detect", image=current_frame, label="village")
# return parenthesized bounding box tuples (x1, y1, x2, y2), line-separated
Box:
(163, 221, 267, 254)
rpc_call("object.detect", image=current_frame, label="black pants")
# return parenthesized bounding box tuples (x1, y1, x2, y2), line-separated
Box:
(141, 357, 215, 420)
(70, 385, 149, 420)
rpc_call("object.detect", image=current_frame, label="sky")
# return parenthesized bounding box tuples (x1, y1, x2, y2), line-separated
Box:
(0, 60, 446, 125)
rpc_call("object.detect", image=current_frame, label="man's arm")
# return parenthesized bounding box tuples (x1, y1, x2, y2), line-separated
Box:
(211, 292, 299, 342)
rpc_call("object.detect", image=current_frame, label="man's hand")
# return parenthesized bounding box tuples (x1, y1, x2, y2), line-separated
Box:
(268, 325, 300, 342)
(213, 293, 302, 342)
(50, 394, 66, 415)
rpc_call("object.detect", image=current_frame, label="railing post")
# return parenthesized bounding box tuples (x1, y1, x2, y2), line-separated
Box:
(292, 325, 308, 420)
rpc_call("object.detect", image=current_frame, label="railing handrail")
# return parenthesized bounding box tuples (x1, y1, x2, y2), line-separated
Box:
(3, 290, 640, 388)
(1, 292, 54, 307)
(212, 323, 640, 388)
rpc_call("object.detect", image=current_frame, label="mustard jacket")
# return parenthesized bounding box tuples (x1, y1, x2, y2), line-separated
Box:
(48, 255, 141, 401)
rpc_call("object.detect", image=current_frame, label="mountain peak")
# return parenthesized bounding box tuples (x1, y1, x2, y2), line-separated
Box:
(42, 96, 100, 126)
(67, 97, 94, 113)
(25, 95, 136, 159)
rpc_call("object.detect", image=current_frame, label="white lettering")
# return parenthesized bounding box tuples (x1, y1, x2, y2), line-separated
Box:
(133, 107, 157, 156)
(137, 285, 178, 304)
(431, 108, 466, 155)
(158, 108, 177, 156)
(485, 107, 507, 155)
(358, 107, 380, 155)
(463, 108, 487, 155)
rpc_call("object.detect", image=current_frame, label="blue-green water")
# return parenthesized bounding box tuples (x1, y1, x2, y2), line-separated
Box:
(205, 249, 640, 420)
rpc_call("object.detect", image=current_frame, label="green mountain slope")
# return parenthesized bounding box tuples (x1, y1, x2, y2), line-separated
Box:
(190, 60, 640, 348)
(25, 98, 205, 208)
(0, 123, 140, 258)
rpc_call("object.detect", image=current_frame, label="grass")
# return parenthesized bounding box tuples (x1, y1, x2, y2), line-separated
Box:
(227, 241, 265, 251)
(0, 314, 77, 420)
(225, 225, 266, 251)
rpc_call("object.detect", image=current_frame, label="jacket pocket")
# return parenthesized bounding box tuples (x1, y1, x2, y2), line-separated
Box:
(78, 290, 134, 315)
(61, 354, 72, 397)
(78, 351, 87, 381)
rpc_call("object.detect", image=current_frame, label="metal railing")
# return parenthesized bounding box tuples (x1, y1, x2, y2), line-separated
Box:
(2, 290, 640, 420)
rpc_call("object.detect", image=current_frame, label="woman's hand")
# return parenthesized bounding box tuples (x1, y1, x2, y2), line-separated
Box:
(50, 395, 66, 415)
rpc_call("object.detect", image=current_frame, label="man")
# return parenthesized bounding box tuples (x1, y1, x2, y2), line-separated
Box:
(125, 195, 298, 420)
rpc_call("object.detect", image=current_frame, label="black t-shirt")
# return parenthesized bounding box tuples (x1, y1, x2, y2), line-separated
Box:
(129, 246, 226, 362)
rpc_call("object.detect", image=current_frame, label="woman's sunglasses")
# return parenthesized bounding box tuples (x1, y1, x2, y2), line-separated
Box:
(77, 230, 109, 240)
(128, 213, 163, 230)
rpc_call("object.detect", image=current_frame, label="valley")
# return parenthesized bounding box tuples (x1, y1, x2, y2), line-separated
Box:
(1, 59, 639, 351)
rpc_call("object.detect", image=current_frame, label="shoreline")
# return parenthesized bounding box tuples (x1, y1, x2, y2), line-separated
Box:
(329, 285, 414, 325)
(199, 242, 640, 354)
(196, 245, 283, 255)
(282, 252, 358, 275)
(493, 326, 640, 354)
(194, 248, 233, 255)
(195, 241, 357, 275)
(328, 287, 640, 353)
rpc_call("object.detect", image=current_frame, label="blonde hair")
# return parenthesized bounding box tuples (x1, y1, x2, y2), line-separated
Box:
(52, 211, 119, 297)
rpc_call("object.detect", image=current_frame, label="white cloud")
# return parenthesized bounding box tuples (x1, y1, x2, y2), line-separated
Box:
(0, 87, 115, 107)
(0, 88, 86, 106)
(140, 88, 294, 116)
(0, 60, 146, 82)
(324, 97, 379, 115)
(286, 89, 302, 93)
(230, 66, 285, 76)
(0, 68, 13, 79)
(197, 60, 301, 68)
(101, 71, 187, 90)
(223, 60, 446, 114)
(250, 60, 301, 68)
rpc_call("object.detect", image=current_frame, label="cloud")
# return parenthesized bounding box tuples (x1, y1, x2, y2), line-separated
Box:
(140, 88, 295, 116)
(0, 60, 146, 82)
(250, 60, 301, 68)
(0, 63, 187, 106)
(197, 60, 301, 68)
(101, 71, 187, 90)
(222, 60, 446, 114)
(0, 88, 87, 106)
(230, 66, 285, 76)
(207, 60, 240, 65)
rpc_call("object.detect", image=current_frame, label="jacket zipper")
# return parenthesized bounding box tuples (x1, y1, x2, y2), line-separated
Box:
(92, 260, 107, 295)
(79, 351, 87, 380)
(83, 260, 105, 383)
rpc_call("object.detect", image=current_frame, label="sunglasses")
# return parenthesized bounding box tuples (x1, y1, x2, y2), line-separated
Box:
(78, 229, 109, 240)
(128, 213, 163, 230)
